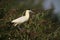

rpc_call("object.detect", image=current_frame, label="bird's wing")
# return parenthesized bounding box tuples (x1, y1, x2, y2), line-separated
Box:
(11, 16, 28, 23)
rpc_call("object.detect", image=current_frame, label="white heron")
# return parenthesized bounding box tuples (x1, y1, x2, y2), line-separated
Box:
(11, 10, 34, 26)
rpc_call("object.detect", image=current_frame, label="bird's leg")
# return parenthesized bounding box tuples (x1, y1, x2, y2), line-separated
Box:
(17, 25, 23, 31)
(17, 25, 25, 32)
(17, 26, 21, 30)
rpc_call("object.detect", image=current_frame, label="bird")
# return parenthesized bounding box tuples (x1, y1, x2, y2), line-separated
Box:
(11, 10, 34, 26)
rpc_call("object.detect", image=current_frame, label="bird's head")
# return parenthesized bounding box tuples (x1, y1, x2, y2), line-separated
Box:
(26, 10, 34, 14)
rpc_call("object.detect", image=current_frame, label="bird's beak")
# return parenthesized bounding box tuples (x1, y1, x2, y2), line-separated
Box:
(30, 10, 35, 14)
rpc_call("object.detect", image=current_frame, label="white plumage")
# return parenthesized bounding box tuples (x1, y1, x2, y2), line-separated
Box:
(11, 10, 33, 26)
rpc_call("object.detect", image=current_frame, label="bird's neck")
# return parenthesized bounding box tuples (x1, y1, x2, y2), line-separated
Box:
(25, 12, 30, 19)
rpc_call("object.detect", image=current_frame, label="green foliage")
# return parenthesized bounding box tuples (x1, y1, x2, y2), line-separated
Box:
(0, 0, 60, 40)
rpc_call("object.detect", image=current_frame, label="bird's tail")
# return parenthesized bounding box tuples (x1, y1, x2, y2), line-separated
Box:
(6, 21, 14, 26)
